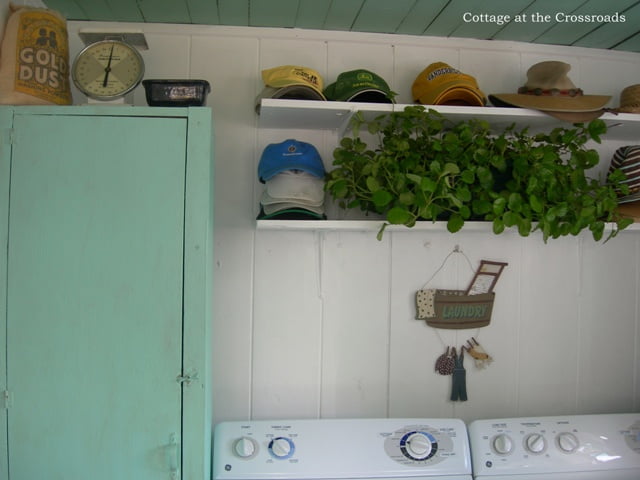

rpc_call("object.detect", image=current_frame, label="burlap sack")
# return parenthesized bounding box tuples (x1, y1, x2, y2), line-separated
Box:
(0, 3, 71, 105)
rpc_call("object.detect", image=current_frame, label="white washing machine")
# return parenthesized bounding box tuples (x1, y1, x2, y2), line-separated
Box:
(212, 418, 472, 480)
(467, 413, 640, 479)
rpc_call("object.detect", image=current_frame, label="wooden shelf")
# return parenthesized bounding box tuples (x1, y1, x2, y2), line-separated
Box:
(256, 219, 640, 233)
(258, 98, 640, 140)
(256, 99, 640, 235)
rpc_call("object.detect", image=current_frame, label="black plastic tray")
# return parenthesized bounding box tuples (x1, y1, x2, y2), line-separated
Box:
(143, 79, 210, 106)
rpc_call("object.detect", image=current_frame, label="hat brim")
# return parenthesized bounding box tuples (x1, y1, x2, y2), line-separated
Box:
(256, 206, 326, 220)
(542, 109, 607, 123)
(260, 164, 326, 183)
(417, 83, 486, 106)
(345, 88, 393, 103)
(255, 85, 326, 113)
(616, 105, 640, 114)
(489, 93, 610, 113)
(618, 191, 640, 204)
(264, 171, 325, 205)
(615, 200, 640, 222)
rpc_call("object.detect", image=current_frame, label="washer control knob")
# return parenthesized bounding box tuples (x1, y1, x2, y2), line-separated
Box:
(233, 437, 258, 458)
(269, 437, 295, 459)
(405, 432, 432, 459)
(524, 433, 547, 454)
(491, 434, 514, 455)
(556, 432, 579, 453)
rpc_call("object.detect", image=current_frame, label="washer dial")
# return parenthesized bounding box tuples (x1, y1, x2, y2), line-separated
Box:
(268, 437, 295, 459)
(233, 437, 258, 458)
(384, 424, 453, 466)
(524, 433, 547, 454)
(491, 433, 514, 455)
(556, 432, 579, 453)
(400, 431, 437, 461)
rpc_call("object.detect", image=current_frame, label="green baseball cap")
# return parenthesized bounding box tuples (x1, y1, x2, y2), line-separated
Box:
(324, 69, 394, 103)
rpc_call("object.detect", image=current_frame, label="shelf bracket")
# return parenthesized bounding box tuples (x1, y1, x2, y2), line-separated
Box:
(337, 108, 359, 137)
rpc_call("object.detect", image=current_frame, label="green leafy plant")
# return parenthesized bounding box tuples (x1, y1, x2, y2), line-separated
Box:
(325, 106, 632, 241)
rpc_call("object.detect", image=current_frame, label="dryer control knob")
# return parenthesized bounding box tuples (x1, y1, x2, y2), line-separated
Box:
(233, 437, 257, 458)
(269, 437, 295, 459)
(404, 432, 433, 460)
(524, 433, 547, 454)
(491, 434, 514, 455)
(556, 432, 579, 453)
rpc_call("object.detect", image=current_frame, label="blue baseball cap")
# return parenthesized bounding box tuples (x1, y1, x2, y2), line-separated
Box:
(258, 139, 325, 183)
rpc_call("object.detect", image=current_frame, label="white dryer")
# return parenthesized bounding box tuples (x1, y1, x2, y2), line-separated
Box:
(467, 413, 640, 479)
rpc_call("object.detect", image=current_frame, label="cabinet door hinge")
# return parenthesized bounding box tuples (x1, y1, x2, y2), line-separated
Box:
(2, 390, 13, 409)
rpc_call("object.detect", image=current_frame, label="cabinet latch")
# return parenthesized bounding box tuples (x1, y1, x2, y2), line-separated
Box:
(2, 390, 12, 409)
(0, 129, 14, 146)
(176, 370, 198, 386)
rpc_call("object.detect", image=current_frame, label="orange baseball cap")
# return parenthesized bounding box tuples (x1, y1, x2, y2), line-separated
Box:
(412, 62, 486, 106)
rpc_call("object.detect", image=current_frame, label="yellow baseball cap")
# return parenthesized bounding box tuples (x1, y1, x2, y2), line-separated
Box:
(255, 65, 327, 113)
(261, 65, 326, 99)
(412, 62, 486, 106)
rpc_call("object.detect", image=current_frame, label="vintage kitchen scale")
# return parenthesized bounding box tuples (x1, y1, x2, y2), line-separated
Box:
(71, 30, 148, 104)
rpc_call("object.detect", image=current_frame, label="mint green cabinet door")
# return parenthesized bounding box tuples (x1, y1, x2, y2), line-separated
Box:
(6, 113, 187, 479)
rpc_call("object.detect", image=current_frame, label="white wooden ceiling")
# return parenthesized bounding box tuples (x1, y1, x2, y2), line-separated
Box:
(43, 0, 640, 53)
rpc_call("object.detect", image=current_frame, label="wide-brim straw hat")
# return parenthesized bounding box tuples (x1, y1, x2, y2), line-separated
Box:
(616, 84, 640, 113)
(489, 61, 611, 122)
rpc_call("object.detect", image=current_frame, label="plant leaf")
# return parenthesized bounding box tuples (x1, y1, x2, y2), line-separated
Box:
(447, 214, 464, 233)
(442, 162, 460, 175)
(372, 190, 393, 207)
(387, 207, 412, 225)
(529, 194, 543, 213)
(366, 176, 380, 192)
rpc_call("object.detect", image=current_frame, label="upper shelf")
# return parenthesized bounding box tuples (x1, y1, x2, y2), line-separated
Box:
(257, 99, 640, 140)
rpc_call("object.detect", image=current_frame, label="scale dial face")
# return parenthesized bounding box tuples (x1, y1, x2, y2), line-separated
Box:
(72, 40, 144, 100)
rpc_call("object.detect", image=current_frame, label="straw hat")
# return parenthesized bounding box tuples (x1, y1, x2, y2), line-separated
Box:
(489, 61, 611, 122)
(616, 84, 640, 113)
(609, 145, 640, 204)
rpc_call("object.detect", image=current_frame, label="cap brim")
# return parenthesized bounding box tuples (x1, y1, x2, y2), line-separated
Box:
(255, 85, 326, 113)
(264, 171, 325, 204)
(433, 86, 486, 106)
(256, 206, 326, 220)
(345, 89, 393, 103)
(260, 164, 325, 183)
(489, 93, 611, 112)
(262, 201, 325, 215)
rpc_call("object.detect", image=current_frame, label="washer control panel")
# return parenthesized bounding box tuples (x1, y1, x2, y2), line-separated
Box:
(468, 413, 640, 478)
(213, 418, 471, 479)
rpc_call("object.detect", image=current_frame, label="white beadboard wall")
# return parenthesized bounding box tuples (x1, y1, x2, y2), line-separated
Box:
(54, 20, 640, 426)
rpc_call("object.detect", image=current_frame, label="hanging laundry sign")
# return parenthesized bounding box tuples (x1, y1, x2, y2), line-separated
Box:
(416, 289, 495, 329)
(415, 255, 507, 329)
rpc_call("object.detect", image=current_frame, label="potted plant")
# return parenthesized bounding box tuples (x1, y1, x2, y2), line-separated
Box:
(325, 106, 632, 241)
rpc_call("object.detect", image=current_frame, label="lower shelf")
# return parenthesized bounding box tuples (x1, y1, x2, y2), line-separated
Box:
(256, 219, 640, 233)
